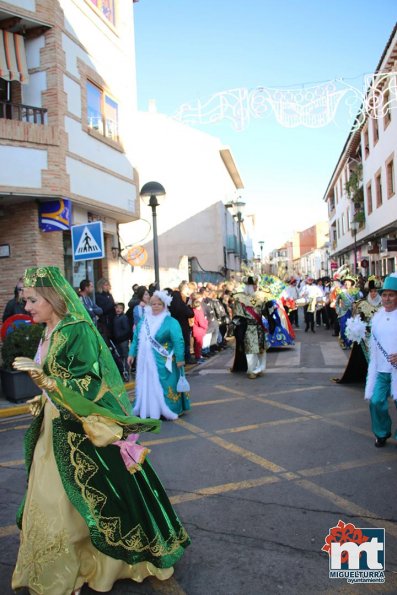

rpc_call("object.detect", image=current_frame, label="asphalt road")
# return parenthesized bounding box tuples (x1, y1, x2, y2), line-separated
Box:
(0, 326, 396, 594)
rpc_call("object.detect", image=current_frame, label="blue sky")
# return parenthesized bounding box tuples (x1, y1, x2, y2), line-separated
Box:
(133, 1, 397, 253)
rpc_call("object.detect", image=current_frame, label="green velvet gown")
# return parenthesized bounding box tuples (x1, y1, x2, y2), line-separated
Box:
(12, 316, 190, 594)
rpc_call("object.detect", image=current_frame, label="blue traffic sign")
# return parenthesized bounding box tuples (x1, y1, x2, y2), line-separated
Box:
(71, 221, 104, 261)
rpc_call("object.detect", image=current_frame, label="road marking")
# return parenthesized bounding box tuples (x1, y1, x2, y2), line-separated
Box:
(199, 367, 345, 374)
(215, 416, 312, 435)
(253, 396, 320, 418)
(296, 479, 397, 539)
(213, 385, 246, 396)
(208, 435, 287, 473)
(170, 475, 280, 505)
(0, 459, 24, 467)
(274, 343, 301, 366)
(321, 417, 373, 438)
(319, 341, 349, 366)
(0, 525, 18, 537)
(0, 424, 30, 434)
(192, 397, 243, 407)
(298, 452, 397, 477)
(141, 435, 196, 447)
(148, 576, 187, 595)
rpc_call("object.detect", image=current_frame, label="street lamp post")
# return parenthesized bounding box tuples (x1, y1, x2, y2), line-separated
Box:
(350, 221, 359, 274)
(225, 198, 246, 271)
(259, 240, 264, 273)
(140, 181, 166, 289)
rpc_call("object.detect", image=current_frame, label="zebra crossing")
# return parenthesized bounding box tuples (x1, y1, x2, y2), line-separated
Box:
(198, 340, 350, 375)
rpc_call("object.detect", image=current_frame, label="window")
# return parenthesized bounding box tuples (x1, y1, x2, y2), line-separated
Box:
(86, 80, 118, 141)
(363, 127, 369, 158)
(341, 214, 345, 236)
(366, 182, 373, 215)
(383, 87, 391, 128)
(375, 170, 382, 208)
(337, 219, 340, 239)
(372, 116, 379, 145)
(88, 0, 115, 24)
(346, 208, 350, 231)
(386, 156, 395, 199)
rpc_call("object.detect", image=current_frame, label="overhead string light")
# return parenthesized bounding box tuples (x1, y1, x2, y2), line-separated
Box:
(173, 72, 396, 131)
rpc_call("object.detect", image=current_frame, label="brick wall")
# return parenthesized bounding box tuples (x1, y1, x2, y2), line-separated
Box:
(0, 202, 64, 321)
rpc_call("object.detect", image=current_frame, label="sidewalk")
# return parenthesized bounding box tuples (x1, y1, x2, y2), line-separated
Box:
(0, 351, 218, 418)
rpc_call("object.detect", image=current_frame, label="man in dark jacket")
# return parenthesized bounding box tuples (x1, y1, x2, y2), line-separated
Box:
(95, 278, 116, 344)
(169, 281, 195, 364)
(79, 279, 102, 326)
(2, 280, 27, 322)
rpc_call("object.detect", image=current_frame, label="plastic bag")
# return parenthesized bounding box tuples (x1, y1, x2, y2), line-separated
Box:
(176, 367, 190, 392)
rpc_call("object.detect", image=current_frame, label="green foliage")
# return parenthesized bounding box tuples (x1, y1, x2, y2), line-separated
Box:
(345, 165, 364, 205)
(1, 324, 43, 370)
(353, 210, 366, 224)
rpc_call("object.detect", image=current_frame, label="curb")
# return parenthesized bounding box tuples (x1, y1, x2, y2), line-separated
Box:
(0, 355, 219, 419)
(0, 404, 30, 418)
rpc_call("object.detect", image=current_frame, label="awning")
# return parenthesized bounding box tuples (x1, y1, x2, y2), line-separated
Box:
(0, 30, 29, 84)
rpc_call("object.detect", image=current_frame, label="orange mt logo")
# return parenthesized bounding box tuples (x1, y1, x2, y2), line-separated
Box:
(322, 520, 385, 584)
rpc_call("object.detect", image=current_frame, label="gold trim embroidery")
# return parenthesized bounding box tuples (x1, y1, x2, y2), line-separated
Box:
(68, 432, 188, 555)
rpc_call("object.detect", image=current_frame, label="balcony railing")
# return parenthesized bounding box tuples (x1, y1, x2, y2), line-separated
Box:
(0, 102, 47, 124)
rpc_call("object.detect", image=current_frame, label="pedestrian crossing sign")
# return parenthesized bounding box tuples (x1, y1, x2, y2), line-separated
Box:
(71, 221, 105, 261)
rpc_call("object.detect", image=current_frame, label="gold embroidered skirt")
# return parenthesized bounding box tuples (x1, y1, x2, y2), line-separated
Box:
(12, 402, 173, 594)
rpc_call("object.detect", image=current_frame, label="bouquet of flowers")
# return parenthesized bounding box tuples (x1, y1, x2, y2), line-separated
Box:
(345, 315, 367, 344)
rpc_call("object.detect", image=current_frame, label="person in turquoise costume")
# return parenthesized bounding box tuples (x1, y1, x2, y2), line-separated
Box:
(12, 266, 190, 595)
(128, 290, 190, 419)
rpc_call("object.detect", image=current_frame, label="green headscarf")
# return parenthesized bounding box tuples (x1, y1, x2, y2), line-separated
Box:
(23, 266, 160, 434)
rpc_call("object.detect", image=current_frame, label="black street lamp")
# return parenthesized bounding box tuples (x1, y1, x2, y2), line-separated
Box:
(350, 221, 359, 274)
(140, 181, 166, 289)
(225, 198, 246, 271)
(259, 240, 264, 273)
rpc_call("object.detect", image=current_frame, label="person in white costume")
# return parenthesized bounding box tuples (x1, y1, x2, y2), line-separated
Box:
(364, 273, 397, 447)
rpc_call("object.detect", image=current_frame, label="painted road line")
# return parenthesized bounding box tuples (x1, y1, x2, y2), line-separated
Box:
(0, 459, 24, 467)
(296, 478, 397, 539)
(0, 424, 30, 434)
(298, 451, 397, 478)
(253, 396, 321, 418)
(215, 416, 312, 435)
(148, 576, 187, 595)
(0, 525, 18, 538)
(319, 341, 349, 366)
(170, 475, 280, 505)
(140, 435, 197, 447)
(199, 367, 345, 374)
(213, 385, 246, 397)
(321, 417, 374, 438)
(208, 435, 287, 473)
(192, 397, 243, 407)
(274, 342, 301, 366)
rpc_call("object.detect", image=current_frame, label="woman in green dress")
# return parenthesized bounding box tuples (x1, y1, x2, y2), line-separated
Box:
(12, 267, 190, 595)
(128, 290, 190, 419)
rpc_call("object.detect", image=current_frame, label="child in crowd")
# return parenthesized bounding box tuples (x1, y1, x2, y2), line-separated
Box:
(112, 302, 131, 379)
(191, 293, 208, 363)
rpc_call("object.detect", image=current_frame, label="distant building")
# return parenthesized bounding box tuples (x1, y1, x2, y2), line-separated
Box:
(323, 25, 397, 276)
(118, 109, 247, 289)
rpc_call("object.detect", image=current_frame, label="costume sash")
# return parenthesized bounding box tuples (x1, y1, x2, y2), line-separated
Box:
(372, 332, 397, 369)
(145, 318, 174, 372)
(244, 304, 265, 329)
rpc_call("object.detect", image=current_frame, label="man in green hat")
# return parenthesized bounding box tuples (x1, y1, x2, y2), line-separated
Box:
(364, 273, 397, 447)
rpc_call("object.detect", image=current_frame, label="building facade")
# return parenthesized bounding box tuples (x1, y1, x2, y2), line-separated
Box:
(324, 25, 397, 277)
(0, 0, 141, 317)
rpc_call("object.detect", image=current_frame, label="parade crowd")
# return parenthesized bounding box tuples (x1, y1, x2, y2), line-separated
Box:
(1, 265, 397, 594)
